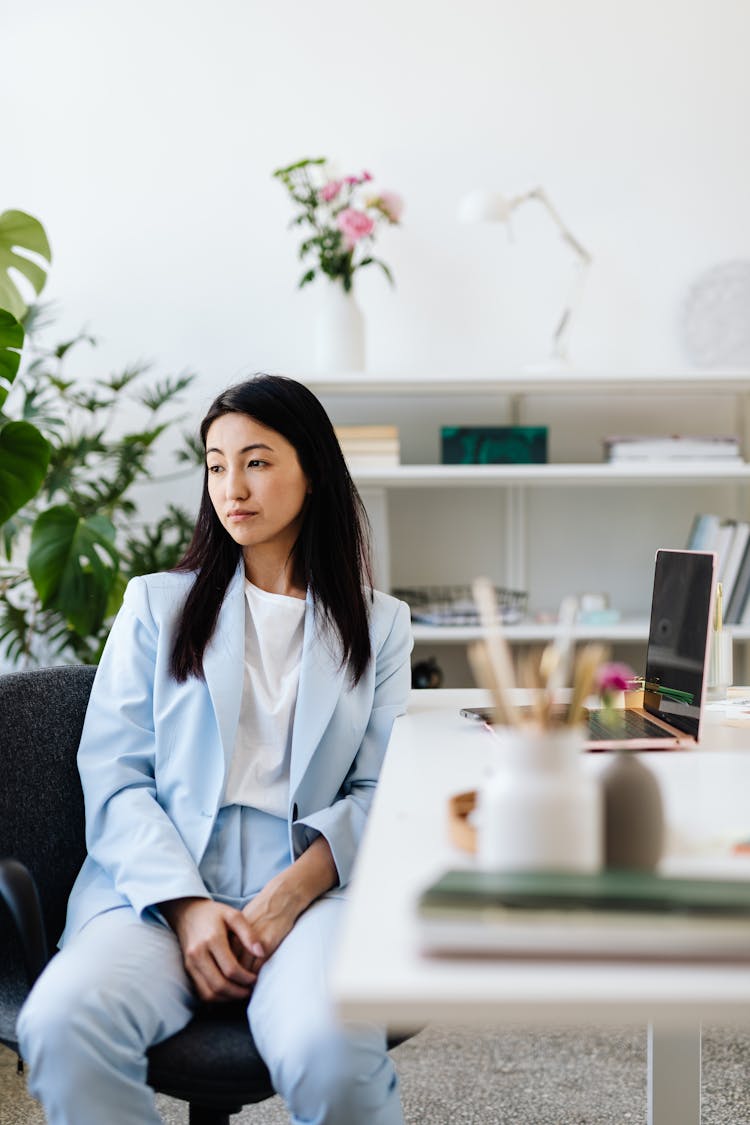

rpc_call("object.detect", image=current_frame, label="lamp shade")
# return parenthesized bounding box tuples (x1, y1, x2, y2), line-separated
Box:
(457, 189, 514, 224)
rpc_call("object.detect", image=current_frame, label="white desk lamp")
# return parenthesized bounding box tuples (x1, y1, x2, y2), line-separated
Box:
(458, 187, 592, 364)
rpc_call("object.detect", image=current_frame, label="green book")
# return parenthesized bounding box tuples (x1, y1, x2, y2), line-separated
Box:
(417, 870, 750, 961)
(441, 426, 548, 465)
(420, 868, 750, 916)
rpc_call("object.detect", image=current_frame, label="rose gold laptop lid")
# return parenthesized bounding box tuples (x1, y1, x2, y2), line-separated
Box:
(585, 549, 717, 750)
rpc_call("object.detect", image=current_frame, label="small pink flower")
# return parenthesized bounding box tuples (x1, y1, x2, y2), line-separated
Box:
(361, 170, 373, 182)
(336, 208, 375, 249)
(319, 180, 342, 202)
(373, 190, 404, 223)
(597, 662, 635, 694)
(344, 175, 360, 185)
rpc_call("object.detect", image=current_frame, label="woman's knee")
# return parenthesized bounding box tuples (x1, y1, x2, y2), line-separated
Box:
(18, 964, 118, 1076)
(268, 1020, 396, 1117)
(17, 965, 81, 1065)
(18, 951, 181, 1072)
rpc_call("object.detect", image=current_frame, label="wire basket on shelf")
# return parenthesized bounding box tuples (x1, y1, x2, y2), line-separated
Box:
(391, 585, 528, 627)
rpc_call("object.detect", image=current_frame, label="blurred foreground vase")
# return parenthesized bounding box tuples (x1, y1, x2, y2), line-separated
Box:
(478, 725, 602, 872)
(314, 282, 365, 372)
(601, 751, 664, 870)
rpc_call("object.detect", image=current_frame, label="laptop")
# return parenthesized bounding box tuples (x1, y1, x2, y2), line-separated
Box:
(585, 548, 716, 749)
(461, 549, 717, 750)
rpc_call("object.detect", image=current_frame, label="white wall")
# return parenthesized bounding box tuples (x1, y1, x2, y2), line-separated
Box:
(5, 0, 749, 389)
(3, 0, 750, 683)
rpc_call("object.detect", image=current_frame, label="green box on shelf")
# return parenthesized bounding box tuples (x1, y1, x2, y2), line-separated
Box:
(441, 426, 548, 465)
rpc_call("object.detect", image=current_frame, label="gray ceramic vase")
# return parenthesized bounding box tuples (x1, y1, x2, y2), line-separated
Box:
(601, 751, 665, 870)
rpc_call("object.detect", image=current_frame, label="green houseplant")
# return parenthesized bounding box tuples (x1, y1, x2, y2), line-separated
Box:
(0, 210, 201, 666)
(0, 210, 53, 526)
(0, 325, 199, 665)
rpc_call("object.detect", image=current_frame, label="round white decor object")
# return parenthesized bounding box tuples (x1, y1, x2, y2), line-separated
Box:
(681, 259, 750, 368)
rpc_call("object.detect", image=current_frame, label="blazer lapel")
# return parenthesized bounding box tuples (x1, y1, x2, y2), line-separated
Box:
(203, 561, 246, 770)
(289, 591, 347, 798)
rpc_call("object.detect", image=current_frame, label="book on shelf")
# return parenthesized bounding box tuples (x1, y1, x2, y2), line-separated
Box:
(686, 513, 722, 551)
(719, 521, 750, 611)
(335, 425, 400, 470)
(335, 424, 400, 442)
(417, 868, 750, 961)
(392, 585, 528, 627)
(725, 535, 750, 623)
(336, 439, 398, 453)
(685, 515, 750, 619)
(342, 455, 401, 470)
(714, 520, 739, 583)
(441, 425, 547, 465)
(738, 570, 750, 626)
(721, 541, 750, 626)
(604, 435, 742, 462)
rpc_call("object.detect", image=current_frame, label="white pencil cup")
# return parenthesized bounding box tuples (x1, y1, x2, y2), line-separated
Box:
(477, 725, 603, 873)
(707, 628, 733, 701)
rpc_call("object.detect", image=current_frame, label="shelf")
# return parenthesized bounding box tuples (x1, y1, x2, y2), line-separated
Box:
(304, 369, 750, 682)
(297, 370, 750, 397)
(411, 621, 750, 644)
(351, 462, 750, 488)
(412, 621, 650, 644)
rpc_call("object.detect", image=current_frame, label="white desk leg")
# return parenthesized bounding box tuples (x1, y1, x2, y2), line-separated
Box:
(647, 1022, 701, 1125)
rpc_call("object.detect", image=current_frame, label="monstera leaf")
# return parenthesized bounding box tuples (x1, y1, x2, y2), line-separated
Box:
(0, 210, 52, 320)
(0, 306, 51, 525)
(29, 506, 119, 636)
(0, 308, 24, 402)
(0, 419, 51, 525)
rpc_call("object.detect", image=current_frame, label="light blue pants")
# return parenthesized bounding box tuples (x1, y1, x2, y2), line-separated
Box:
(17, 806, 404, 1125)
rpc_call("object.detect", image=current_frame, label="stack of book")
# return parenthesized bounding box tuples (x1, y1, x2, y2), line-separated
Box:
(335, 425, 400, 471)
(391, 585, 528, 627)
(417, 869, 750, 961)
(604, 435, 742, 462)
(686, 514, 750, 624)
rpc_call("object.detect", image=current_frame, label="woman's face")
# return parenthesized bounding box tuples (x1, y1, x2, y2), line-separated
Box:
(205, 412, 311, 560)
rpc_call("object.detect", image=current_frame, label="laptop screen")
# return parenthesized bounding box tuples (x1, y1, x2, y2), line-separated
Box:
(643, 549, 716, 738)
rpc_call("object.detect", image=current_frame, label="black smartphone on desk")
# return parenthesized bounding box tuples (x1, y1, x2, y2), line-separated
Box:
(459, 706, 499, 723)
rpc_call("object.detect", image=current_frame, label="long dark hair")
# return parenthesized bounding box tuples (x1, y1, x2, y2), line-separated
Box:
(170, 374, 374, 684)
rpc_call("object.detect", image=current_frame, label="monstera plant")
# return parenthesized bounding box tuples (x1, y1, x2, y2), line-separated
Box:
(0, 211, 53, 525)
(0, 328, 199, 665)
(0, 210, 199, 666)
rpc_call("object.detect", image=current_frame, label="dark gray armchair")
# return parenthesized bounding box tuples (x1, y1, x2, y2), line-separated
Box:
(0, 666, 407, 1124)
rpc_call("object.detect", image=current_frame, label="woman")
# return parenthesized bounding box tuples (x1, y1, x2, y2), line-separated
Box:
(18, 374, 413, 1125)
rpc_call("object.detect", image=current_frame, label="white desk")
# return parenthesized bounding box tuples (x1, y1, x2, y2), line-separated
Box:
(332, 689, 750, 1125)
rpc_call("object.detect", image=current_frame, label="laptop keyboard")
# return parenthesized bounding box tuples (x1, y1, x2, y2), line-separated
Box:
(587, 710, 675, 741)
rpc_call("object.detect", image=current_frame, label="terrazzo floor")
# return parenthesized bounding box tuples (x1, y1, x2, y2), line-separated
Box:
(2, 1024, 749, 1123)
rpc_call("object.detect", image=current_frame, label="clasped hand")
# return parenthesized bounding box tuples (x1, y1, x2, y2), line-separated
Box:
(160, 881, 301, 1004)
(160, 837, 338, 1003)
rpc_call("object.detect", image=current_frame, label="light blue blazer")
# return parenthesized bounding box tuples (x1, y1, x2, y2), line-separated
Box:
(60, 564, 413, 945)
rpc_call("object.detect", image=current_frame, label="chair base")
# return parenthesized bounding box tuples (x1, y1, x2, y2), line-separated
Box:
(189, 1105, 235, 1125)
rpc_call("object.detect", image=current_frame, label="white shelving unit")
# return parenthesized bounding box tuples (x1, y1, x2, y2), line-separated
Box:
(299, 370, 750, 683)
(410, 620, 750, 644)
(301, 370, 750, 396)
(346, 463, 750, 487)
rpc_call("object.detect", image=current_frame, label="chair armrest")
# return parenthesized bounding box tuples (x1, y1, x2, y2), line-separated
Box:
(0, 858, 50, 988)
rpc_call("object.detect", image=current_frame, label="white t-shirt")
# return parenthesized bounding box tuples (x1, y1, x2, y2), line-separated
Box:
(222, 580, 306, 815)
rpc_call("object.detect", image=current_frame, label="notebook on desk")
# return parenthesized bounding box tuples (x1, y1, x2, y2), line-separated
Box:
(417, 868, 750, 961)
(461, 549, 717, 750)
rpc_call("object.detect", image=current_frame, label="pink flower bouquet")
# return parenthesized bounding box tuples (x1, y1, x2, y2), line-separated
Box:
(596, 661, 637, 730)
(272, 157, 403, 293)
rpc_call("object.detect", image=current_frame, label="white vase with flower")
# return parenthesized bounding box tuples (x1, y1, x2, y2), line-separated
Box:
(314, 281, 365, 373)
(273, 157, 403, 373)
